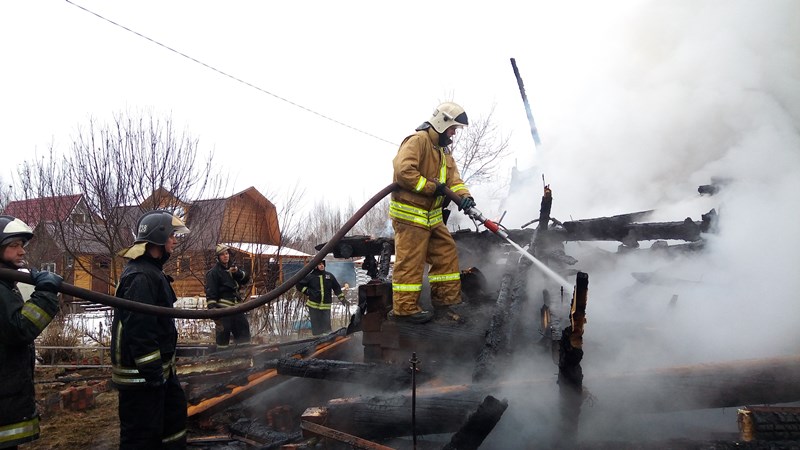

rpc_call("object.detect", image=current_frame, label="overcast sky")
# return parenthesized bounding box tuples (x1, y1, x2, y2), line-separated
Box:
(3, 2, 799, 435)
(0, 0, 680, 210)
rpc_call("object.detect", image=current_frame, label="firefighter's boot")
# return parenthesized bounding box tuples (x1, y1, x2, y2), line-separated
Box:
(388, 310, 433, 324)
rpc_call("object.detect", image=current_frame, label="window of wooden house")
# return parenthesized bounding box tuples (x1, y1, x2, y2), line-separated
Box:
(41, 262, 56, 273)
(94, 257, 110, 270)
(177, 257, 191, 274)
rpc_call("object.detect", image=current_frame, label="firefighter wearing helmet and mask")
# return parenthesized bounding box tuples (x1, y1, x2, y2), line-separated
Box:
(205, 243, 251, 348)
(389, 102, 476, 324)
(111, 210, 190, 449)
(0, 215, 62, 448)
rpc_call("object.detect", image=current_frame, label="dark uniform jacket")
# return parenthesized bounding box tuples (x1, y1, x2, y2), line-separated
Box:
(111, 255, 179, 389)
(0, 274, 59, 447)
(205, 262, 249, 308)
(297, 268, 343, 311)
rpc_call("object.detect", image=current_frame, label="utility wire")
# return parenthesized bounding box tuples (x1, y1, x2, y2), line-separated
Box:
(64, 0, 397, 146)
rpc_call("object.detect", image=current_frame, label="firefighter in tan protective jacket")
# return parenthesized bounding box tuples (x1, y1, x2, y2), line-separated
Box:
(389, 102, 476, 324)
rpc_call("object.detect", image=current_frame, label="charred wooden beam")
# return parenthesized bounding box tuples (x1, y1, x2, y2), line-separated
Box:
(472, 258, 529, 383)
(228, 418, 301, 448)
(585, 355, 800, 414)
(558, 272, 588, 444)
(560, 213, 713, 244)
(737, 406, 800, 442)
(302, 408, 395, 450)
(186, 334, 353, 418)
(442, 395, 508, 450)
(276, 357, 428, 390)
(321, 355, 800, 440)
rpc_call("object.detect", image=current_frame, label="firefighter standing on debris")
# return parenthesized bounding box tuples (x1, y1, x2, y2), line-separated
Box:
(111, 210, 189, 450)
(296, 260, 347, 335)
(205, 244, 251, 348)
(389, 102, 476, 324)
(0, 215, 62, 449)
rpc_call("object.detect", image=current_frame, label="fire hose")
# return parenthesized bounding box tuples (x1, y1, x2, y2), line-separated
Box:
(0, 183, 398, 319)
(0, 182, 571, 317)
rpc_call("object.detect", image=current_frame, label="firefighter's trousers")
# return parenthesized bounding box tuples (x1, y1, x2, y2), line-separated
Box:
(307, 306, 332, 335)
(215, 310, 251, 348)
(118, 373, 187, 450)
(392, 220, 461, 315)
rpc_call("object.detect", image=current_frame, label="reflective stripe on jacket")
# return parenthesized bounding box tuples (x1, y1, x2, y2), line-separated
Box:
(205, 261, 250, 308)
(296, 269, 343, 310)
(391, 128, 471, 229)
(111, 255, 179, 389)
(0, 276, 59, 440)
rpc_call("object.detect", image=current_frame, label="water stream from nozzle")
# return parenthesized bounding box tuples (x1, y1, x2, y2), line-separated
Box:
(503, 237, 573, 291)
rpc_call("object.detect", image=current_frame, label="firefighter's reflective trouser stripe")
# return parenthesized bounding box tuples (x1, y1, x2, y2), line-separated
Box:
(0, 416, 40, 447)
(391, 220, 461, 315)
(118, 373, 187, 450)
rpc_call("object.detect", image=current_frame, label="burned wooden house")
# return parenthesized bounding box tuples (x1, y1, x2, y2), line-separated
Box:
(175, 182, 800, 449)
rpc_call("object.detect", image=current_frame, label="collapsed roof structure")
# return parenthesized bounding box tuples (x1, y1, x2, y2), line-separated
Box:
(176, 181, 800, 449)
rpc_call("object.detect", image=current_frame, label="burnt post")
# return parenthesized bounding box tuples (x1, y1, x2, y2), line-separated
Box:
(558, 271, 588, 444)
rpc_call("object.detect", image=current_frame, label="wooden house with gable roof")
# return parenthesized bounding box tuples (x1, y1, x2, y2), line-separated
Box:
(3, 187, 299, 307)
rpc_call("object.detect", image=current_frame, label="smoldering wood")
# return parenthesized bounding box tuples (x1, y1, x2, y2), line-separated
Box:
(185, 333, 354, 418)
(471, 271, 513, 383)
(442, 395, 509, 450)
(319, 356, 800, 440)
(301, 420, 396, 450)
(737, 406, 800, 442)
(586, 355, 800, 414)
(276, 357, 429, 391)
(472, 260, 529, 383)
(558, 272, 589, 443)
(228, 418, 301, 448)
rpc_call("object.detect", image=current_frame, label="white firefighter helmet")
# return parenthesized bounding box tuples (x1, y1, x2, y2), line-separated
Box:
(428, 102, 469, 134)
(0, 215, 34, 247)
(215, 244, 232, 256)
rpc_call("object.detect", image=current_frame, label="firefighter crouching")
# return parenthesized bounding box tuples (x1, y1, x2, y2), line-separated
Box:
(205, 244, 251, 349)
(0, 215, 62, 449)
(111, 210, 189, 450)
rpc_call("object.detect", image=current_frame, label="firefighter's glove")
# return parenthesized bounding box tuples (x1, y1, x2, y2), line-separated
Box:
(458, 196, 476, 212)
(145, 376, 166, 388)
(434, 182, 447, 197)
(338, 294, 349, 306)
(31, 269, 63, 293)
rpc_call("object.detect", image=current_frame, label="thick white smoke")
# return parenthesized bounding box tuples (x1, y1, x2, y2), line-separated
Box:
(487, 0, 800, 445)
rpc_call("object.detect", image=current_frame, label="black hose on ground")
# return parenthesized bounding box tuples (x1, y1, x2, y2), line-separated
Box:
(0, 183, 398, 319)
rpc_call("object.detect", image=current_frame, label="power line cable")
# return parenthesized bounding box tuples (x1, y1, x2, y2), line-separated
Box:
(64, 0, 397, 146)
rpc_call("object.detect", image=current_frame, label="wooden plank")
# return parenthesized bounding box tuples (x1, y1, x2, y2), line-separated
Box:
(301, 420, 395, 450)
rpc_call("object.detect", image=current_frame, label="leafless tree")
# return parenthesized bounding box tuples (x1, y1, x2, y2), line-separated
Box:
(15, 110, 226, 294)
(451, 104, 511, 187)
(0, 176, 12, 211)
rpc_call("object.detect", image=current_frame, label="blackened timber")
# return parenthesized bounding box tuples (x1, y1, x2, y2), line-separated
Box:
(558, 272, 588, 444)
(320, 355, 800, 440)
(473, 260, 529, 383)
(737, 406, 800, 442)
(276, 357, 427, 390)
(301, 421, 396, 450)
(228, 419, 301, 448)
(558, 211, 715, 244)
(442, 395, 509, 450)
(585, 355, 800, 414)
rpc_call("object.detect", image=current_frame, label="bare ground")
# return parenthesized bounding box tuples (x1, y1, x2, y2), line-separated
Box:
(30, 368, 120, 450)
